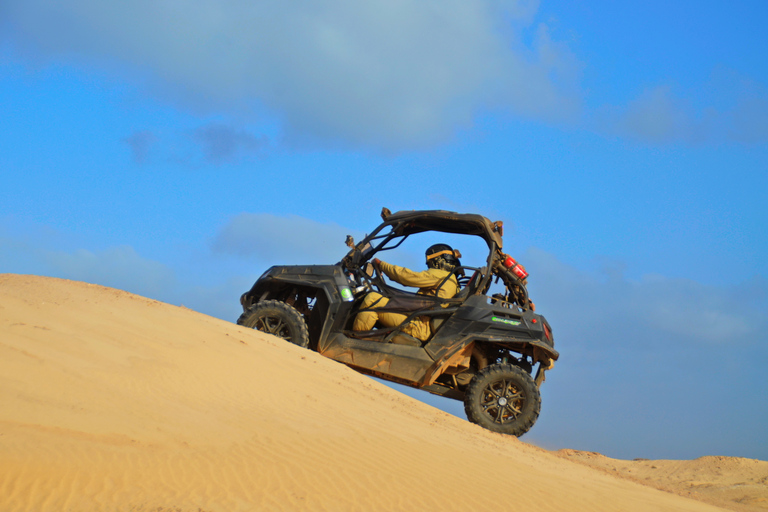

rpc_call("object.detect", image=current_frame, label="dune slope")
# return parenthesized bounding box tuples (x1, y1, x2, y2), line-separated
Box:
(0, 274, 761, 511)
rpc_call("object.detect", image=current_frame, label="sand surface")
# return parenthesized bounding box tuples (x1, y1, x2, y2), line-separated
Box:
(1, 274, 765, 512)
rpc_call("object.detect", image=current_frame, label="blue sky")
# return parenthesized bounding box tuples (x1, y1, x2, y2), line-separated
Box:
(2, 0, 766, 460)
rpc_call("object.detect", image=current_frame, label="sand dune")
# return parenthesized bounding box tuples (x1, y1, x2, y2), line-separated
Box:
(1, 274, 765, 512)
(558, 451, 768, 512)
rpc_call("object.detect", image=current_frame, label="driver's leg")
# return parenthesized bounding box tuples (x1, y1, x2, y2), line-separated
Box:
(353, 292, 427, 341)
(353, 292, 388, 331)
(353, 292, 411, 332)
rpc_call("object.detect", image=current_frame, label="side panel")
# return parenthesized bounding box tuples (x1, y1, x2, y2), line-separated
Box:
(319, 333, 435, 385)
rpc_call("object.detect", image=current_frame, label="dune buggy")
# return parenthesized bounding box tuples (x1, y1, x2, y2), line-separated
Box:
(237, 208, 558, 436)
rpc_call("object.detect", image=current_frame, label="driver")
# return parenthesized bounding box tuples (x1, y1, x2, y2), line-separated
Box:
(352, 243, 461, 342)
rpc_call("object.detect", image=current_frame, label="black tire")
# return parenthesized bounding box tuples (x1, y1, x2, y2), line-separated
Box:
(464, 363, 541, 437)
(237, 300, 310, 348)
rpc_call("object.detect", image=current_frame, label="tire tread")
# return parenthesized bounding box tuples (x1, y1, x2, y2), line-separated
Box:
(237, 300, 310, 348)
(464, 363, 541, 437)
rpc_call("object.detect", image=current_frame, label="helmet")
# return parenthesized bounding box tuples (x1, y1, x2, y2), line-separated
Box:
(425, 243, 461, 271)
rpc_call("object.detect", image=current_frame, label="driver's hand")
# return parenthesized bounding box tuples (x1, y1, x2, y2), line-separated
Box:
(372, 258, 382, 269)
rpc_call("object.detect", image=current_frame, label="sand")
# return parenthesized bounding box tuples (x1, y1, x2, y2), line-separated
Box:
(1, 273, 765, 512)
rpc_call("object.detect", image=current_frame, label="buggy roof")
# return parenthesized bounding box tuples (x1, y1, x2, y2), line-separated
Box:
(381, 209, 504, 249)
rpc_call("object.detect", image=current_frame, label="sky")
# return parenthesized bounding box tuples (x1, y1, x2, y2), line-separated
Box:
(2, 0, 767, 461)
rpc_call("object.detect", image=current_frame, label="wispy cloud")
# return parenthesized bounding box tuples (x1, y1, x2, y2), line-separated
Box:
(122, 123, 268, 166)
(45, 246, 177, 299)
(212, 213, 360, 265)
(191, 124, 268, 164)
(602, 86, 694, 143)
(123, 130, 157, 164)
(524, 247, 767, 348)
(597, 69, 768, 145)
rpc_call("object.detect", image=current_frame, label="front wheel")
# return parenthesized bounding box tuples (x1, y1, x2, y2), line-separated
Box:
(464, 364, 541, 437)
(237, 300, 310, 348)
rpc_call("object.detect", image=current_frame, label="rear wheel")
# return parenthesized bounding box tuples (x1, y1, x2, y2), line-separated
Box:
(464, 363, 541, 437)
(237, 300, 310, 348)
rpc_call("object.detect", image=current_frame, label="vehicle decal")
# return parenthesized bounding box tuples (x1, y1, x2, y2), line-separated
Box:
(340, 286, 354, 301)
(491, 316, 521, 326)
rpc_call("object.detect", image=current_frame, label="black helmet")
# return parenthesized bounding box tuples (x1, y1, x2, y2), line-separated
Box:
(425, 243, 461, 271)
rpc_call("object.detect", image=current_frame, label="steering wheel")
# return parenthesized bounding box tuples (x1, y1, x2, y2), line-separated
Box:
(358, 260, 386, 292)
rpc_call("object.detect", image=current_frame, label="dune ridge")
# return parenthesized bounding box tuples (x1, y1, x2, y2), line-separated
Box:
(1, 274, 764, 511)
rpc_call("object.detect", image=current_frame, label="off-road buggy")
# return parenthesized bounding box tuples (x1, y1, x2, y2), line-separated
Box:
(237, 208, 558, 436)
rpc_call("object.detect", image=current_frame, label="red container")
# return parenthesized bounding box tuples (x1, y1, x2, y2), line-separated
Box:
(503, 254, 529, 280)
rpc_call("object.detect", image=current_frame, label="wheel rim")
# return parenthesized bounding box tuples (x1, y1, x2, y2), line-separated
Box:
(255, 314, 292, 341)
(479, 378, 526, 424)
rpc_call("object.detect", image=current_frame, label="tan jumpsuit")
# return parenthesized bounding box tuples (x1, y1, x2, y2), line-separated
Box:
(352, 261, 459, 341)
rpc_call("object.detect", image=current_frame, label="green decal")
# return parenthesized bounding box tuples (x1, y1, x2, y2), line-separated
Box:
(491, 316, 521, 326)
(340, 287, 354, 301)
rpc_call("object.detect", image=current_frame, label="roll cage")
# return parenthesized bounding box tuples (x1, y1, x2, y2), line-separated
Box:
(340, 208, 532, 315)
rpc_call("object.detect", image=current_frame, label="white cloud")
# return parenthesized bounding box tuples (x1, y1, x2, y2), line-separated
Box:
(5, 0, 581, 150)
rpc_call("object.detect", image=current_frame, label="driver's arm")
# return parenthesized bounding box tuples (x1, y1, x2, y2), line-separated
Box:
(378, 261, 444, 289)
